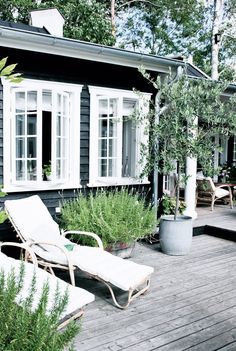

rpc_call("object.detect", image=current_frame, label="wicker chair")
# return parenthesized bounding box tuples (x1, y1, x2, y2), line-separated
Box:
(196, 177, 233, 211)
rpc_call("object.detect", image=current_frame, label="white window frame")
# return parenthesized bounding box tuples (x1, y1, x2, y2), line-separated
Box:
(88, 86, 151, 187)
(2, 78, 83, 192)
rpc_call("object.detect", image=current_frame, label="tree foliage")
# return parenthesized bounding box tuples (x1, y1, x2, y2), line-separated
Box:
(0, 0, 115, 46)
(114, 0, 236, 79)
(0, 56, 23, 83)
(139, 67, 236, 217)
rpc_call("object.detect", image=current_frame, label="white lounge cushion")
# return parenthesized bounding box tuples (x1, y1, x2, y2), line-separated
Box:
(215, 188, 230, 198)
(5, 195, 154, 292)
(0, 251, 95, 318)
(72, 246, 154, 291)
(30, 245, 154, 291)
(5, 195, 62, 243)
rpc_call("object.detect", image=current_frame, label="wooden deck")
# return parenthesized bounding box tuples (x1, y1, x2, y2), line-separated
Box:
(195, 203, 236, 232)
(63, 234, 236, 351)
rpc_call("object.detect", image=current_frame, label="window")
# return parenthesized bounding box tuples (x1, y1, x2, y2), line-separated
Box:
(88, 86, 151, 186)
(3, 79, 82, 191)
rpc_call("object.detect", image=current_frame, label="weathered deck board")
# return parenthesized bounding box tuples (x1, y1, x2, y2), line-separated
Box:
(64, 235, 236, 351)
(195, 204, 236, 232)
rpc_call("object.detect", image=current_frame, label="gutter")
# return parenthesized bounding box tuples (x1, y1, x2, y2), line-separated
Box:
(0, 25, 194, 74)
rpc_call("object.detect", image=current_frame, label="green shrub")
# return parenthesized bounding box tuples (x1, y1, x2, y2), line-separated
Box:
(0, 210, 8, 224)
(0, 264, 79, 351)
(157, 194, 186, 221)
(60, 188, 157, 248)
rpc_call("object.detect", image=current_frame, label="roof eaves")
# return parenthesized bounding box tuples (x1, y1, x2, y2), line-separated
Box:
(0, 25, 189, 74)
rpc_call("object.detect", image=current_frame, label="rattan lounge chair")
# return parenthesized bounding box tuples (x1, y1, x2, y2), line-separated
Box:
(5, 195, 154, 309)
(0, 241, 95, 329)
(196, 177, 233, 211)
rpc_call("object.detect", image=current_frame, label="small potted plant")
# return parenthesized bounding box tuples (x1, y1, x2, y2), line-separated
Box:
(43, 161, 51, 181)
(60, 188, 157, 258)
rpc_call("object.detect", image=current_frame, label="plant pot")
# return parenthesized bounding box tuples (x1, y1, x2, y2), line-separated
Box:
(105, 242, 135, 258)
(159, 215, 193, 255)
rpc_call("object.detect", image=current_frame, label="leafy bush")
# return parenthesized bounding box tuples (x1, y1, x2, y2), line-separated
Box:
(0, 264, 79, 351)
(60, 188, 157, 248)
(157, 194, 186, 221)
(0, 210, 8, 224)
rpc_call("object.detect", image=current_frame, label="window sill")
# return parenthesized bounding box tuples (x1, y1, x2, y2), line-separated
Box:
(3, 182, 82, 193)
(87, 178, 150, 187)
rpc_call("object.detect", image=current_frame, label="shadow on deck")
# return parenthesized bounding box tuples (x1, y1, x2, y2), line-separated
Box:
(194, 204, 236, 241)
(63, 203, 236, 350)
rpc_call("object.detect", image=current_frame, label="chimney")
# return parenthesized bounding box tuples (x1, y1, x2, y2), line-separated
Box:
(30, 8, 64, 37)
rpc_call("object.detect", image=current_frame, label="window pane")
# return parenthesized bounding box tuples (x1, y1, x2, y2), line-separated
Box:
(63, 95, 68, 115)
(27, 91, 37, 112)
(56, 138, 61, 157)
(27, 159, 37, 180)
(109, 139, 117, 157)
(16, 138, 25, 158)
(42, 90, 52, 111)
(99, 119, 107, 137)
(16, 160, 25, 180)
(56, 159, 60, 177)
(99, 139, 107, 157)
(99, 159, 107, 177)
(123, 99, 137, 117)
(122, 117, 136, 177)
(16, 115, 25, 135)
(57, 94, 62, 111)
(110, 99, 117, 118)
(108, 159, 116, 177)
(109, 119, 117, 137)
(15, 92, 25, 113)
(62, 139, 66, 157)
(27, 115, 37, 135)
(57, 115, 61, 136)
(27, 137, 36, 158)
(62, 116, 66, 137)
(99, 99, 108, 118)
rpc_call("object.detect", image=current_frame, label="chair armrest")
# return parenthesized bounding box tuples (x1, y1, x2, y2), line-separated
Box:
(26, 240, 75, 271)
(62, 230, 104, 249)
(0, 241, 38, 267)
(215, 184, 232, 193)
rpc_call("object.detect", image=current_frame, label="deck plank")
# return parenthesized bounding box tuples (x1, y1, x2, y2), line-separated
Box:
(66, 235, 236, 350)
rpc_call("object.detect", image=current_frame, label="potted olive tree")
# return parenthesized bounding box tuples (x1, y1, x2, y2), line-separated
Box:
(139, 67, 236, 255)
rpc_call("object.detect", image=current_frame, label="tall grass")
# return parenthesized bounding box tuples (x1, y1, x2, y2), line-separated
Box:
(60, 188, 157, 248)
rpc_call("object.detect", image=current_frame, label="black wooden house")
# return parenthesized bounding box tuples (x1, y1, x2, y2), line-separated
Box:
(0, 8, 209, 227)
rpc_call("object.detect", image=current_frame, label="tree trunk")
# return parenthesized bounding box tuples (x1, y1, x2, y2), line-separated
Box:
(211, 0, 224, 80)
(111, 0, 116, 39)
(175, 161, 180, 221)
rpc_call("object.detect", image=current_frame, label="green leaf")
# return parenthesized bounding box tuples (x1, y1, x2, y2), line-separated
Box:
(0, 57, 8, 71)
(1, 63, 17, 76)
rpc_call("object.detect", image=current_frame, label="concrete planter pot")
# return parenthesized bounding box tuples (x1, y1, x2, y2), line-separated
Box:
(159, 215, 193, 255)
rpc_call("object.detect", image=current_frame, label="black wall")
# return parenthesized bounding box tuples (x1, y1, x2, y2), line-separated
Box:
(0, 46, 154, 241)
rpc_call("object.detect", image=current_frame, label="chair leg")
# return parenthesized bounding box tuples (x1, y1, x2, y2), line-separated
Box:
(211, 195, 215, 211)
(98, 278, 151, 309)
(69, 268, 75, 286)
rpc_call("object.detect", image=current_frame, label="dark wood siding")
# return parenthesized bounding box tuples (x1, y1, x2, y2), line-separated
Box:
(80, 86, 90, 185)
(0, 46, 153, 242)
(0, 47, 156, 92)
